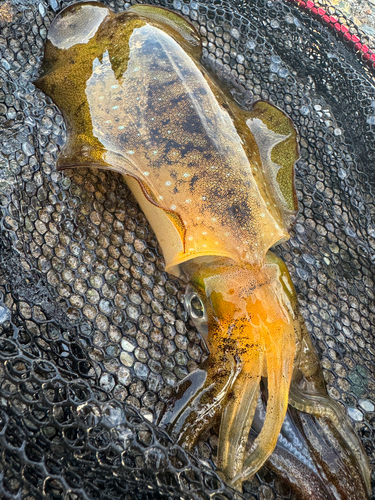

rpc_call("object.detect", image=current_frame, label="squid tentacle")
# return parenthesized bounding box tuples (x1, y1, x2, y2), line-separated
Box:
(217, 348, 265, 481)
(163, 354, 240, 449)
(289, 311, 371, 496)
(288, 383, 371, 496)
(230, 320, 296, 489)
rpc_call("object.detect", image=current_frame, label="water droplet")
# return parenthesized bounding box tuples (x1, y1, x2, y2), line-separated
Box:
(347, 407, 363, 422)
(38, 3, 46, 17)
(359, 400, 375, 412)
(121, 338, 135, 352)
(0, 305, 10, 324)
(1, 59, 10, 71)
(270, 63, 279, 73)
(246, 40, 256, 50)
(338, 168, 347, 179)
(22, 142, 35, 156)
(278, 67, 289, 78)
(120, 351, 134, 367)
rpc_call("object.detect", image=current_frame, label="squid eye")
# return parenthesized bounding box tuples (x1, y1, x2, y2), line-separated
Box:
(190, 295, 204, 319)
(184, 285, 208, 339)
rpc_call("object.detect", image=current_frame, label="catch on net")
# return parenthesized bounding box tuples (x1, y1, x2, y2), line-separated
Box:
(34, 2, 371, 498)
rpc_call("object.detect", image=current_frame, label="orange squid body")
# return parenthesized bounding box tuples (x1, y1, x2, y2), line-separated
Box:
(34, 2, 371, 495)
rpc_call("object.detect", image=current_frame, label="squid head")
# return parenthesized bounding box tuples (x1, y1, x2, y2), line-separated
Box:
(177, 253, 298, 484)
(35, 3, 371, 498)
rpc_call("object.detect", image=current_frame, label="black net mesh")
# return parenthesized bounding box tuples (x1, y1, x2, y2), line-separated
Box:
(0, 0, 375, 499)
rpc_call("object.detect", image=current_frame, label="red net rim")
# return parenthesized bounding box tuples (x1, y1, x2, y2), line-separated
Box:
(285, 0, 375, 68)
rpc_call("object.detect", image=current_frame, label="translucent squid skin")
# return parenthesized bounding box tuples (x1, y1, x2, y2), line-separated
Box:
(35, 2, 371, 497)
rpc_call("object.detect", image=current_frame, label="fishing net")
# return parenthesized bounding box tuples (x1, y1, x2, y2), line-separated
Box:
(0, 0, 374, 498)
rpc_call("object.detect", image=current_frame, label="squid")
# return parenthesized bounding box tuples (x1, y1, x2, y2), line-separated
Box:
(35, 2, 371, 498)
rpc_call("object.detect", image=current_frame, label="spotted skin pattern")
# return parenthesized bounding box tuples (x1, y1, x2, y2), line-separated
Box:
(35, 2, 371, 496)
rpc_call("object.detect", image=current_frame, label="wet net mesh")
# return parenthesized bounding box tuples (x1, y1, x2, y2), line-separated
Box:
(0, 0, 375, 498)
